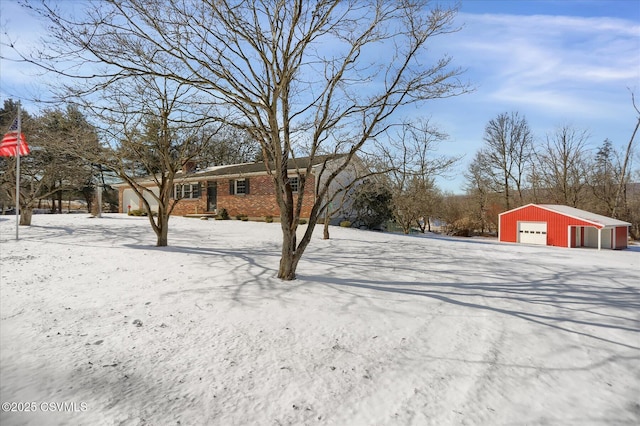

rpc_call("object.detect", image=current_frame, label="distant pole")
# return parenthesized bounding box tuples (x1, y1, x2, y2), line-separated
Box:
(97, 185, 103, 218)
(15, 102, 21, 240)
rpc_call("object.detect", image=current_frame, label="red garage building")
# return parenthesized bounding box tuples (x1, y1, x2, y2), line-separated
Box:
(499, 204, 630, 250)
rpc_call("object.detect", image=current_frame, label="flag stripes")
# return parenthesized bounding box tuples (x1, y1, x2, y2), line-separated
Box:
(1, 117, 30, 157)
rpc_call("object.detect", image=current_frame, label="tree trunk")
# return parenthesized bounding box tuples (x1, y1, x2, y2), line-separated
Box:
(323, 218, 330, 240)
(153, 213, 169, 247)
(278, 221, 298, 280)
(57, 189, 63, 213)
(20, 206, 33, 226)
(278, 252, 298, 281)
(504, 176, 510, 210)
(612, 116, 638, 218)
(157, 228, 168, 246)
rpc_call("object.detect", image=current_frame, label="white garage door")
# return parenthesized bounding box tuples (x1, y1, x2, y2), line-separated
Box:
(122, 188, 140, 211)
(122, 187, 160, 213)
(518, 221, 547, 245)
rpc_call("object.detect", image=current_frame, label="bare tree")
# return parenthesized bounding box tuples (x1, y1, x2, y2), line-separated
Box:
(533, 125, 590, 207)
(464, 151, 493, 232)
(612, 91, 639, 218)
(479, 112, 534, 210)
(198, 127, 261, 167)
(23, 0, 470, 279)
(587, 139, 620, 216)
(89, 76, 220, 246)
(627, 161, 640, 239)
(378, 120, 459, 234)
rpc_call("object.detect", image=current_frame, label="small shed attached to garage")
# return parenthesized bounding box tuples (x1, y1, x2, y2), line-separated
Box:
(499, 204, 630, 250)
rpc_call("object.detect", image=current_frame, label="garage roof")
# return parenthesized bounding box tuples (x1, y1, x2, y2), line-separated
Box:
(537, 204, 631, 228)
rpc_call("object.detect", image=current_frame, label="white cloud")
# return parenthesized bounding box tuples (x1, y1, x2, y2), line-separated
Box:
(424, 11, 640, 192)
(450, 12, 640, 94)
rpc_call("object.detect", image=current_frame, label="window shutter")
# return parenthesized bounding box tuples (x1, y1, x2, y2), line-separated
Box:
(229, 180, 234, 195)
(245, 178, 250, 194)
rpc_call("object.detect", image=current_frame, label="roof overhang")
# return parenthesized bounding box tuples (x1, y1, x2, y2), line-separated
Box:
(499, 203, 631, 229)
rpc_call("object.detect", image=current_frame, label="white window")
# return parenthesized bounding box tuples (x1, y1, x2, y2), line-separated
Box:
(174, 183, 200, 199)
(235, 179, 247, 195)
(289, 176, 299, 193)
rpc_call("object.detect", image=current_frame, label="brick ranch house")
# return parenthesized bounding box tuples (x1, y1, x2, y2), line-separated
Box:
(116, 155, 361, 220)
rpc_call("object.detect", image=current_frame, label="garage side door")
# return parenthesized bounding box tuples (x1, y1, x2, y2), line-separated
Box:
(517, 221, 548, 245)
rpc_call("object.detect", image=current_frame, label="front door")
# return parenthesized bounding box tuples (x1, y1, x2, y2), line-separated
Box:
(207, 182, 217, 212)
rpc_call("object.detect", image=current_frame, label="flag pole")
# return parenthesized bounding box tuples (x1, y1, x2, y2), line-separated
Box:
(15, 102, 21, 240)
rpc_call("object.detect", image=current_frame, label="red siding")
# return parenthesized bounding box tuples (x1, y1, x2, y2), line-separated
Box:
(615, 226, 628, 249)
(499, 205, 600, 248)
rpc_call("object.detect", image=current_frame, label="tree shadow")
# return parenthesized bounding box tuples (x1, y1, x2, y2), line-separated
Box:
(301, 270, 640, 350)
(124, 243, 303, 304)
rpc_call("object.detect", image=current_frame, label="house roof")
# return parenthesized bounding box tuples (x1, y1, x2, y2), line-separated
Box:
(112, 154, 349, 187)
(183, 154, 347, 178)
(502, 203, 631, 228)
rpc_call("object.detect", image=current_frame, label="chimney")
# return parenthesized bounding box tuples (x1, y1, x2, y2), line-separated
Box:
(182, 159, 197, 174)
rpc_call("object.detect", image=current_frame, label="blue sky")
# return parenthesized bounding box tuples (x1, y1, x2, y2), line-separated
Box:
(1, 0, 639, 193)
(426, 0, 640, 191)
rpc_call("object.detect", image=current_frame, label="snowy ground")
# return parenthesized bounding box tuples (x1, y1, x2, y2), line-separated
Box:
(1, 214, 639, 426)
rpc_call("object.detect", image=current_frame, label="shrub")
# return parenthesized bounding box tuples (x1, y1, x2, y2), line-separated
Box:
(217, 208, 230, 220)
(128, 209, 147, 216)
(351, 181, 393, 230)
(299, 219, 307, 225)
(265, 215, 274, 223)
(340, 220, 352, 228)
(241, 216, 249, 221)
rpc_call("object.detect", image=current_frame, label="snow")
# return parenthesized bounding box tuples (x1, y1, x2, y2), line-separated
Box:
(1, 214, 639, 426)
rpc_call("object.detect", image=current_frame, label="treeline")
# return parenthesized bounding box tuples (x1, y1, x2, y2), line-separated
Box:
(459, 112, 639, 239)
(0, 99, 115, 223)
(349, 112, 639, 240)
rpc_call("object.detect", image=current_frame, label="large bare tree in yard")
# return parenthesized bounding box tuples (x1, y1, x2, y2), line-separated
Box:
(26, 0, 469, 279)
(86, 77, 220, 247)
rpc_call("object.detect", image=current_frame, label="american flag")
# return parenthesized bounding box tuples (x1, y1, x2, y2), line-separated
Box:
(0, 117, 30, 157)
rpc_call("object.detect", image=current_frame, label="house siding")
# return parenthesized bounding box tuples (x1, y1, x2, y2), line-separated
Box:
(120, 174, 317, 219)
(217, 174, 315, 218)
(171, 199, 207, 216)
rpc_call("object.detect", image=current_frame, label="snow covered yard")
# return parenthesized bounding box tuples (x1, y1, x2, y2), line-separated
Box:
(1, 214, 639, 426)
